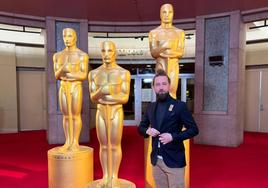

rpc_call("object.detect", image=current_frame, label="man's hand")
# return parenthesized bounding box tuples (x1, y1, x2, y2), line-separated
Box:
(159, 133, 173, 144)
(146, 128, 160, 137)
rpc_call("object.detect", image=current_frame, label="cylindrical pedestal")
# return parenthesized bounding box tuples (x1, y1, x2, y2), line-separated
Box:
(48, 146, 93, 188)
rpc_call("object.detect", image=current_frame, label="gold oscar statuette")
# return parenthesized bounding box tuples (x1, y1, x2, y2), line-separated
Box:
(87, 41, 135, 188)
(48, 28, 93, 188)
(149, 3, 185, 99)
(146, 4, 190, 188)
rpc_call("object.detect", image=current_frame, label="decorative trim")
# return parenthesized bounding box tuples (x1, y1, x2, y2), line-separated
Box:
(0, 40, 44, 47)
(242, 6, 268, 23)
(246, 64, 268, 70)
(0, 11, 45, 28)
(16, 67, 45, 71)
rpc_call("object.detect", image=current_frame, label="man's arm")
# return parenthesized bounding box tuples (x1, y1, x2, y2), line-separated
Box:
(138, 107, 151, 138)
(171, 102, 199, 141)
(138, 105, 160, 138)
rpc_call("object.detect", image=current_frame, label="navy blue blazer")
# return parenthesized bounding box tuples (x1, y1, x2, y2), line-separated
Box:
(138, 95, 199, 168)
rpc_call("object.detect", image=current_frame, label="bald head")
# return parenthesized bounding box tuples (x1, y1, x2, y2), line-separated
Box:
(160, 3, 173, 12)
(160, 3, 174, 24)
(101, 41, 116, 51)
(63, 28, 77, 47)
(101, 41, 116, 64)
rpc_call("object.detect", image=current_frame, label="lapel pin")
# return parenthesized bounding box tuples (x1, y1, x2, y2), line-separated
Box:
(169, 104, 174, 111)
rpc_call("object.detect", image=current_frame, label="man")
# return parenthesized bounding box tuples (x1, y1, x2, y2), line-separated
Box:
(53, 28, 89, 152)
(138, 70, 198, 188)
(149, 3, 185, 99)
(88, 41, 132, 188)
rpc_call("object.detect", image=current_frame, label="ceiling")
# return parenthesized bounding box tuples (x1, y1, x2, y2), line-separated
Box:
(1, 0, 268, 22)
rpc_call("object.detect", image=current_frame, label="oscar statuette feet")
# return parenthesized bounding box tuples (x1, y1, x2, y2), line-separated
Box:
(69, 141, 80, 152)
(58, 143, 70, 153)
(88, 178, 135, 188)
(58, 142, 80, 153)
(96, 177, 109, 188)
(96, 177, 121, 188)
(111, 177, 121, 188)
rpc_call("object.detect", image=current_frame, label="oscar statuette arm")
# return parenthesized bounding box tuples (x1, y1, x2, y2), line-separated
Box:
(66, 53, 89, 81)
(159, 30, 185, 59)
(149, 31, 169, 59)
(177, 30, 185, 58)
(53, 53, 65, 80)
(104, 70, 131, 104)
(88, 71, 104, 103)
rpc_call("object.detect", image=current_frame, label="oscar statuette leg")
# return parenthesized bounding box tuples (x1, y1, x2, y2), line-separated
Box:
(86, 106, 136, 188)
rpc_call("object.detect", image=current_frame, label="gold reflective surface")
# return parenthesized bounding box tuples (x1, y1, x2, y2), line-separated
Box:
(87, 179, 135, 188)
(53, 28, 89, 152)
(149, 3, 185, 99)
(88, 41, 134, 188)
(147, 4, 189, 188)
(48, 146, 93, 188)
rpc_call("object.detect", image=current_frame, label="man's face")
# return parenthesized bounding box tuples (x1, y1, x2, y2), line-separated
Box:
(160, 4, 174, 24)
(153, 76, 170, 95)
(63, 29, 77, 47)
(101, 41, 116, 64)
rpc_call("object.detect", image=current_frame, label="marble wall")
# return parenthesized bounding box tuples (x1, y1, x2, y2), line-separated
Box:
(204, 16, 229, 111)
(194, 11, 245, 147)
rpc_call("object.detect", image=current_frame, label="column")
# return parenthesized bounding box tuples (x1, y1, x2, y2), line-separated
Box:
(194, 11, 246, 146)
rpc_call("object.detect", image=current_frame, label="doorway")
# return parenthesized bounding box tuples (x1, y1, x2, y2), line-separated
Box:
(17, 68, 47, 131)
(245, 68, 268, 132)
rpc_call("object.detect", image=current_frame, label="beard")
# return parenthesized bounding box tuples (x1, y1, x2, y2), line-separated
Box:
(156, 92, 169, 102)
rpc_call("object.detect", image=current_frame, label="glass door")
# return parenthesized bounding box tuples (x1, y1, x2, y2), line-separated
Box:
(124, 74, 155, 125)
(140, 76, 156, 121)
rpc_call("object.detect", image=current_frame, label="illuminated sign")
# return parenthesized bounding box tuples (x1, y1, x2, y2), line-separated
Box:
(117, 49, 144, 56)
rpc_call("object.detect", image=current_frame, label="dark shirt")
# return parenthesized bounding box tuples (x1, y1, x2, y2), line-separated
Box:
(155, 100, 167, 157)
(156, 100, 166, 129)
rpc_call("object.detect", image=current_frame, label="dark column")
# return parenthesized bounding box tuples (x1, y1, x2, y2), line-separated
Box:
(194, 11, 246, 146)
(46, 17, 90, 144)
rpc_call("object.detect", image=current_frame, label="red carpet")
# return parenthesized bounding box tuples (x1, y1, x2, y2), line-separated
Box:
(0, 127, 268, 188)
(0, 127, 144, 188)
(190, 132, 268, 188)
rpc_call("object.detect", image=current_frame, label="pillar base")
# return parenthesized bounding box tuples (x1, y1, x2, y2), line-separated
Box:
(86, 179, 136, 188)
(48, 146, 93, 188)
